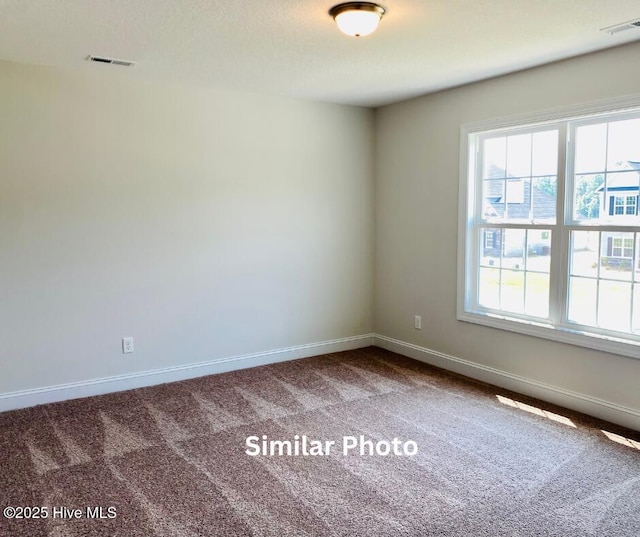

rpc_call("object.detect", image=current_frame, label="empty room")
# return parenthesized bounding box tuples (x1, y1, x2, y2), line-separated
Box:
(1, 1, 640, 536)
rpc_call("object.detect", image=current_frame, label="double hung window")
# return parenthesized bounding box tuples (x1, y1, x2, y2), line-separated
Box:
(459, 100, 640, 358)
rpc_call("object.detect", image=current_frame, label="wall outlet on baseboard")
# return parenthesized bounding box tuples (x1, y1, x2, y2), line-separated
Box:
(414, 316, 422, 330)
(122, 337, 134, 354)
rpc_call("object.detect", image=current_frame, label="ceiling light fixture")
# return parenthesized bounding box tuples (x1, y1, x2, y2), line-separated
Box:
(329, 2, 385, 37)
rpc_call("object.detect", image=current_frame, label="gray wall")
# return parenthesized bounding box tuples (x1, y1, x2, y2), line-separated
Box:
(374, 42, 640, 416)
(0, 61, 374, 394)
(3, 40, 639, 422)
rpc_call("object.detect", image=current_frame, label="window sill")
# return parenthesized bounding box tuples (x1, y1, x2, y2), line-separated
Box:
(457, 309, 640, 360)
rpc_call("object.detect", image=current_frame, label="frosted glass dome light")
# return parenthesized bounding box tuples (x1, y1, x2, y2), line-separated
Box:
(329, 2, 386, 37)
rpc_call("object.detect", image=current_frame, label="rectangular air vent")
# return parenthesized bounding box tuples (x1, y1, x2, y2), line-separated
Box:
(600, 18, 640, 35)
(87, 55, 136, 67)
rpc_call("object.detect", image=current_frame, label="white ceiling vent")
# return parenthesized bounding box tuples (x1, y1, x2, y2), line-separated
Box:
(600, 18, 640, 35)
(87, 55, 136, 67)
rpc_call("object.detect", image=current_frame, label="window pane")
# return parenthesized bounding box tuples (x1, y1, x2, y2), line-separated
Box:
(625, 196, 636, 215)
(505, 179, 530, 220)
(570, 231, 599, 278)
(567, 232, 635, 333)
(483, 137, 506, 179)
(478, 228, 551, 318)
(500, 270, 525, 313)
(480, 228, 502, 268)
(600, 232, 634, 281)
(602, 171, 639, 223)
(606, 118, 640, 171)
(482, 179, 505, 219)
(531, 177, 556, 223)
(479, 268, 500, 309)
(525, 272, 549, 318)
(598, 280, 631, 332)
(502, 229, 525, 269)
(572, 118, 640, 225)
(568, 277, 597, 327)
(572, 170, 640, 225)
(573, 174, 604, 221)
(526, 230, 551, 272)
(531, 130, 558, 176)
(481, 134, 560, 224)
(506, 133, 532, 178)
(614, 197, 624, 215)
(506, 178, 525, 203)
(575, 123, 607, 174)
(483, 177, 540, 223)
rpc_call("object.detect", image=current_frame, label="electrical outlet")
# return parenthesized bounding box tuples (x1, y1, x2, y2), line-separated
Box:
(122, 337, 134, 354)
(414, 316, 422, 330)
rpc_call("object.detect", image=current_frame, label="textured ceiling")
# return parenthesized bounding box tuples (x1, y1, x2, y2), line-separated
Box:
(0, 0, 639, 107)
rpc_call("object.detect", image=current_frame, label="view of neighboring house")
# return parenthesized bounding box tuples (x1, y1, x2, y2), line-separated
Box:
(482, 164, 555, 259)
(597, 161, 640, 269)
(598, 161, 640, 217)
(482, 161, 640, 270)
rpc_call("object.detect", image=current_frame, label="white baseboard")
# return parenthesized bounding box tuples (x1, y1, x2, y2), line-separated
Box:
(374, 334, 640, 432)
(5, 332, 638, 432)
(0, 334, 375, 413)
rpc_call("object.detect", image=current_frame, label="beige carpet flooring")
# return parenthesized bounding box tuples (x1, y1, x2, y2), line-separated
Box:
(1, 347, 639, 536)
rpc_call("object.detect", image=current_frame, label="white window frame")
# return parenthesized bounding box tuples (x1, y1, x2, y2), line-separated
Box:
(627, 196, 637, 216)
(458, 94, 640, 360)
(612, 195, 637, 216)
(609, 237, 634, 259)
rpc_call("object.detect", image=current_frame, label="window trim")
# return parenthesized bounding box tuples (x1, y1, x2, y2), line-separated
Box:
(458, 94, 640, 360)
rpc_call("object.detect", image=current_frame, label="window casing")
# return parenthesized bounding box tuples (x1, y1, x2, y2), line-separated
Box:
(458, 97, 640, 359)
